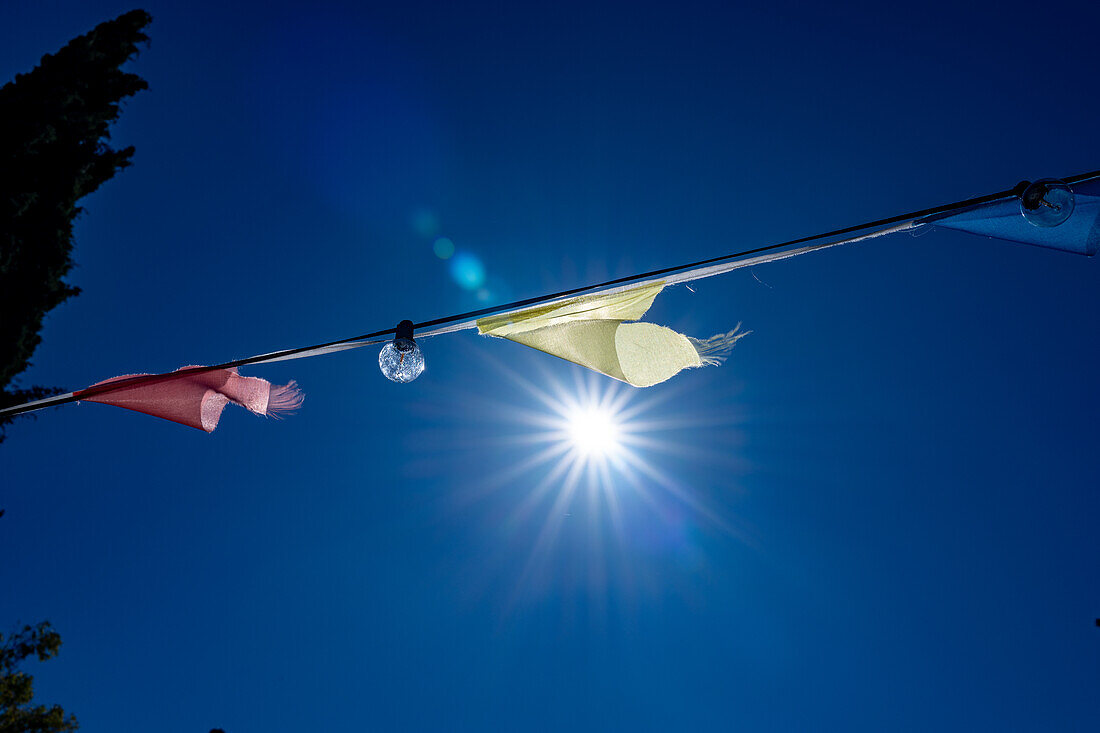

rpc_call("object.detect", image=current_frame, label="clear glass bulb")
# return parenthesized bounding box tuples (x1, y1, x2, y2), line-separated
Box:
(378, 338, 425, 383)
(1020, 178, 1075, 227)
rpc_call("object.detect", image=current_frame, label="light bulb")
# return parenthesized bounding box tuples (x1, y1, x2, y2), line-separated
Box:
(1020, 178, 1074, 227)
(378, 320, 425, 383)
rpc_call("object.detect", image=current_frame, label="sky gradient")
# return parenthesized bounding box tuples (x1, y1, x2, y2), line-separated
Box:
(1, 1, 1098, 730)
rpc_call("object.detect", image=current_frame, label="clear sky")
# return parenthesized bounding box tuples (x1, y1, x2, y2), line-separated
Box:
(1, 1, 1098, 731)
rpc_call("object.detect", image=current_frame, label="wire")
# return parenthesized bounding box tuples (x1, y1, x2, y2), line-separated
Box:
(3, 169, 1098, 419)
(232, 169, 1100, 348)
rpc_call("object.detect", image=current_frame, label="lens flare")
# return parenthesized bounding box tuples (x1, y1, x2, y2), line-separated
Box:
(450, 252, 486, 289)
(411, 208, 439, 238)
(433, 236, 455, 259)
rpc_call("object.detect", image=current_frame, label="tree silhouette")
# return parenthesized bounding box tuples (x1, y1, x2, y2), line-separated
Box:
(0, 622, 77, 733)
(0, 9, 151, 442)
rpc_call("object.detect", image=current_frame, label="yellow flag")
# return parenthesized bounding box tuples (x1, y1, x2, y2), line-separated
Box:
(477, 283, 746, 388)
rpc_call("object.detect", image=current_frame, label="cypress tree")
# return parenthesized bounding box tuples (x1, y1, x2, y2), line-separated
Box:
(0, 9, 151, 440)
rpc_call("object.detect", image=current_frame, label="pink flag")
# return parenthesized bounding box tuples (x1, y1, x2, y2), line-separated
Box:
(73, 366, 304, 432)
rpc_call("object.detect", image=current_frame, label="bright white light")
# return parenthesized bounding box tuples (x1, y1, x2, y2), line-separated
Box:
(566, 406, 620, 457)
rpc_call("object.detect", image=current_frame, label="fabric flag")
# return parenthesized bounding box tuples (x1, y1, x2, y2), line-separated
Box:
(920, 178, 1100, 256)
(73, 366, 303, 432)
(476, 282, 747, 387)
(5, 169, 1097, 432)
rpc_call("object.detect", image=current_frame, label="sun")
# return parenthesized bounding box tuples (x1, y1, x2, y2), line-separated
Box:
(565, 405, 621, 457)
(414, 355, 752, 610)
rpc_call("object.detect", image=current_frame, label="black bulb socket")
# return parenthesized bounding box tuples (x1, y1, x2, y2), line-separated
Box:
(394, 320, 416, 352)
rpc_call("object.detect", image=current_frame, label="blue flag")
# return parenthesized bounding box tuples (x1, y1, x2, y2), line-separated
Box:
(920, 177, 1100, 256)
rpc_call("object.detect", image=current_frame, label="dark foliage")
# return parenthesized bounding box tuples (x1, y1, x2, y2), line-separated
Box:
(0, 9, 150, 441)
(0, 622, 77, 733)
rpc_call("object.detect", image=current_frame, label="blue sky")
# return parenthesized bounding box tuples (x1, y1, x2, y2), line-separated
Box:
(1, 1, 1098, 730)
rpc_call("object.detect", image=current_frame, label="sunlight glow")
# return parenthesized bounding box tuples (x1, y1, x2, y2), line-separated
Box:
(566, 406, 620, 456)
(420, 353, 751, 611)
